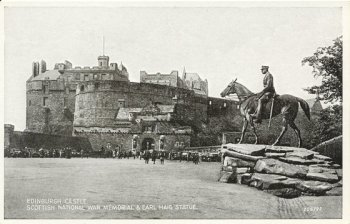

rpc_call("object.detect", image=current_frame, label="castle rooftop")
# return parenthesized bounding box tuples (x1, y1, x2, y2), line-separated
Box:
(31, 70, 61, 81)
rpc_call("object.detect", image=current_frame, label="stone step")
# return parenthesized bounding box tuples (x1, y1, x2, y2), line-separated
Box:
(247, 173, 301, 190)
(308, 165, 337, 174)
(222, 149, 264, 162)
(222, 144, 266, 156)
(278, 157, 318, 165)
(287, 150, 315, 160)
(295, 180, 333, 195)
(306, 172, 339, 183)
(237, 167, 249, 174)
(265, 145, 297, 153)
(265, 152, 286, 158)
(254, 158, 309, 178)
(265, 188, 302, 198)
(223, 156, 256, 168)
(313, 154, 333, 161)
(218, 170, 237, 183)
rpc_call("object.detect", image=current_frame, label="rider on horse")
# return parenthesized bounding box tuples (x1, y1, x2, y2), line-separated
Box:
(251, 65, 276, 123)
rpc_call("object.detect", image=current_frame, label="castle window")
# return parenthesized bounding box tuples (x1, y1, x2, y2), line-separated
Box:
(224, 103, 227, 107)
(118, 99, 125, 108)
(43, 84, 49, 94)
(84, 75, 89, 81)
(43, 97, 48, 106)
(93, 74, 98, 80)
(28, 100, 32, 106)
(209, 100, 212, 105)
(80, 85, 85, 92)
(101, 74, 108, 80)
(95, 83, 99, 90)
(143, 125, 154, 132)
(99, 62, 102, 66)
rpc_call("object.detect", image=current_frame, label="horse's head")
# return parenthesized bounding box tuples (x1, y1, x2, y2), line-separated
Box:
(220, 78, 237, 97)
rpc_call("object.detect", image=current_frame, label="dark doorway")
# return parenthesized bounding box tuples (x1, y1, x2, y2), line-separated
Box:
(142, 138, 155, 151)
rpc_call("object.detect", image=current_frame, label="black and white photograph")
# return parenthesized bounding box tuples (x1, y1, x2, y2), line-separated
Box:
(1, 1, 348, 221)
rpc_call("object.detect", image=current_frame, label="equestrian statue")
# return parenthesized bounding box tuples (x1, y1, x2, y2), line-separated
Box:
(220, 65, 310, 147)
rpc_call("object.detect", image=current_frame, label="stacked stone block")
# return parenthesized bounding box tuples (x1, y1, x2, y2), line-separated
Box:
(219, 144, 342, 198)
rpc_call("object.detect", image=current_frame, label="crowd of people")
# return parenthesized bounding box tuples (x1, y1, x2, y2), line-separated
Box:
(5, 145, 221, 165)
(5, 146, 79, 159)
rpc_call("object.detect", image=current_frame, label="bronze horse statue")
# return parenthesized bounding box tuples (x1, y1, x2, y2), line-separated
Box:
(220, 79, 310, 147)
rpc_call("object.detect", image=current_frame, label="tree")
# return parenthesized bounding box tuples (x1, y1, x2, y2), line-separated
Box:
(302, 36, 342, 103)
(302, 36, 343, 146)
(309, 104, 342, 144)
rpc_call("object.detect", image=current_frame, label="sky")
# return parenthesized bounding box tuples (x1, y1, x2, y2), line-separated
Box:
(4, 6, 343, 131)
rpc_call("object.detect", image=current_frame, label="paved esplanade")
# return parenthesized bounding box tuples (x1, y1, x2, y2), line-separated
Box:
(5, 158, 341, 219)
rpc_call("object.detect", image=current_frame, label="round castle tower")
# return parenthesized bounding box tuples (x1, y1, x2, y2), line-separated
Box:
(26, 55, 130, 136)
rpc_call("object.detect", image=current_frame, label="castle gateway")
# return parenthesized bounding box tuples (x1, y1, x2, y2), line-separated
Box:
(26, 55, 239, 151)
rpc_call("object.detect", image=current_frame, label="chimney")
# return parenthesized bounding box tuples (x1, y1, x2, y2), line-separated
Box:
(32, 61, 39, 77)
(40, 60, 47, 74)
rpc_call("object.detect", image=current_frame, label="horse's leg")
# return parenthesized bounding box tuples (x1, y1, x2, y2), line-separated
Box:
(273, 117, 288, 146)
(239, 117, 248, 144)
(289, 120, 302, 147)
(249, 119, 259, 144)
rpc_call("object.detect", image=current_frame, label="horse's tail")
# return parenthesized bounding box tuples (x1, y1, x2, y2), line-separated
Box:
(297, 97, 311, 120)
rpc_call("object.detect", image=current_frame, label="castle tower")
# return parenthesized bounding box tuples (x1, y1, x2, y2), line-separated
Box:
(4, 124, 15, 150)
(98, 55, 109, 68)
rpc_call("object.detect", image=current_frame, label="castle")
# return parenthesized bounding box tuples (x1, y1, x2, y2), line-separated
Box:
(26, 55, 239, 151)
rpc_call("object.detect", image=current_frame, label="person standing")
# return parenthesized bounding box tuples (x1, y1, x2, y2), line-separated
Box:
(140, 151, 143, 160)
(144, 150, 150, 164)
(101, 146, 105, 159)
(112, 149, 116, 158)
(151, 150, 157, 164)
(160, 150, 165, 165)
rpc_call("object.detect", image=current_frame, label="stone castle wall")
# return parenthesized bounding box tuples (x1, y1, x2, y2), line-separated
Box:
(26, 79, 76, 135)
(26, 73, 239, 138)
(73, 80, 237, 129)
